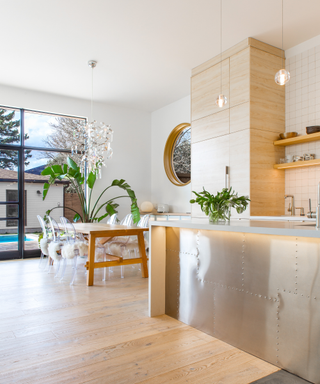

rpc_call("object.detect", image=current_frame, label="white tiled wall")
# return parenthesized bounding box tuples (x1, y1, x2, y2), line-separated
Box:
(284, 44, 320, 215)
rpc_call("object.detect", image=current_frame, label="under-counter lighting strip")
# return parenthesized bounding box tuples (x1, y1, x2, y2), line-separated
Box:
(274, 158, 320, 169)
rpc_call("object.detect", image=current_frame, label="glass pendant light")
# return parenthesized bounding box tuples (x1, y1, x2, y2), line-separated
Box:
(71, 60, 114, 177)
(216, 0, 227, 108)
(275, 0, 290, 86)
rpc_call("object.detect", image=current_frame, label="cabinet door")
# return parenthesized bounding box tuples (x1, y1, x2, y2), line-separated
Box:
(191, 59, 229, 122)
(230, 47, 250, 107)
(191, 135, 229, 218)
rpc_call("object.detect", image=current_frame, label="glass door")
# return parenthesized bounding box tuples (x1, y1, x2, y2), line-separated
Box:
(0, 108, 23, 259)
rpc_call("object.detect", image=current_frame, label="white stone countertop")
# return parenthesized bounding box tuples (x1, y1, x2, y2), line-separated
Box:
(150, 217, 320, 238)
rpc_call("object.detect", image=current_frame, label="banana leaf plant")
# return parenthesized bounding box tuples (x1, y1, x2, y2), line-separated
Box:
(41, 157, 140, 223)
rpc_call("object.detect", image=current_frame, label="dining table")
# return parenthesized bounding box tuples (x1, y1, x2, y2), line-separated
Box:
(73, 223, 149, 286)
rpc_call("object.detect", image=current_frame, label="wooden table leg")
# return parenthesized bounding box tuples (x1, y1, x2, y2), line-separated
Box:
(138, 232, 148, 278)
(87, 233, 95, 286)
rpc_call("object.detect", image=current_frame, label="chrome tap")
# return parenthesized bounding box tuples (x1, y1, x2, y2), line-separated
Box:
(285, 195, 295, 216)
(295, 207, 305, 216)
(307, 199, 316, 219)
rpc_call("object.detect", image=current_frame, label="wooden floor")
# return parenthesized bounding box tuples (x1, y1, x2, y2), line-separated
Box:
(0, 259, 279, 384)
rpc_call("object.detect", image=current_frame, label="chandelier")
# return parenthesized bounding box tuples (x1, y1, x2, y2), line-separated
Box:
(71, 60, 113, 178)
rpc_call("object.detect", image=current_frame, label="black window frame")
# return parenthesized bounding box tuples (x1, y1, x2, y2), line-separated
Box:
(0, 105, 86, 260)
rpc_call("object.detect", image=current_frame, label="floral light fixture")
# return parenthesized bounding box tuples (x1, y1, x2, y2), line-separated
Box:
(216, 0, 227, 108)
(275, 0, 290, 86)
(71, 60, 113, 177)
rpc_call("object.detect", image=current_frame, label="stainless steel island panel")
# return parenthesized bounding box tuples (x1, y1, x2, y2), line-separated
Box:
(165, 227, 320, 384)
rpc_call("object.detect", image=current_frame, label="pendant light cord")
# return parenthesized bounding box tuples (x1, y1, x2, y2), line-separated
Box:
(220, 0, 222, 93)
(282, 0, 284, 68)
(91, 66, 94, 122)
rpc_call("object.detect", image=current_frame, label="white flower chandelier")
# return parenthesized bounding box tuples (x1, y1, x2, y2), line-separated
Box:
(71, 60, 113, 177)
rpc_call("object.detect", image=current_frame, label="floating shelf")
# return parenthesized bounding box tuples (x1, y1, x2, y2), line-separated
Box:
(274, 132, 320, 146)
(274, 158, 320, 170)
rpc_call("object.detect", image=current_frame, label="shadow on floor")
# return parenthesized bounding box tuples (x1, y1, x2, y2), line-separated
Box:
(251, 370, 313, 384)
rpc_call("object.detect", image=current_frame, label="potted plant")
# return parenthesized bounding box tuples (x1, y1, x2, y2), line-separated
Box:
(41, 157, 140, 223)
(190, 187, 250, 223)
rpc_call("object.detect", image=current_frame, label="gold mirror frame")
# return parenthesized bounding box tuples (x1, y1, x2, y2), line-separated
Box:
(163, 122, 191, 186)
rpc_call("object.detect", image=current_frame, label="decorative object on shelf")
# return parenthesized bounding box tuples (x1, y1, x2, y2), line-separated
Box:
(216, 0, 227, 108)
(71, 60, 113, 177)
(306, 125, 320, 134)
(293, 155, 304, 162)
(285, 154, 293, 163)
(41, 157, 140, 224)
(190, 187, 250, 223)
(157, 204, 169, 213)
(275, 0, 290, 86)
(304, 153, 315, 161)
(279, 132, 297, 139)
(140, 201, 154, 213)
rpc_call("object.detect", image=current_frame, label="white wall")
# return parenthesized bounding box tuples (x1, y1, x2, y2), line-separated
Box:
(284, 35, 320, 215)
(0, 84, 152, 221)
(151, 96, 191, 213)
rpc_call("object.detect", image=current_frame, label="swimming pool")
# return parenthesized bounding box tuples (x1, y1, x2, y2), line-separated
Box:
(0, 235, 35, 243)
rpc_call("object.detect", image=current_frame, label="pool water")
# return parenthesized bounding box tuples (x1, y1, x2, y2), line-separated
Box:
(0, 235, 34, 243)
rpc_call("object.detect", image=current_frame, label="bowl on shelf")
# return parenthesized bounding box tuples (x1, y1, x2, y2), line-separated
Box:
(306, 126, 320, 134)
(279, 132, 298, 140)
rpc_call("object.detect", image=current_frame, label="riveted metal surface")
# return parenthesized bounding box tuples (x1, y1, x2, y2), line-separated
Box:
(214, 285, 277, 364)
(244, 234, 298, 297)
(295, 237, 320, 298)
(276, 293, 320, 383)
(165, 227, 320, 384)
(197, 230, 244, 289)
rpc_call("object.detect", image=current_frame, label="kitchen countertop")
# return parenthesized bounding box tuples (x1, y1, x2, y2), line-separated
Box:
(150, 217, 320, 238)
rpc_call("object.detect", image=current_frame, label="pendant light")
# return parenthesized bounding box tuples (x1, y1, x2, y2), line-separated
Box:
(275, 0, 290, 85)
(216, 0, 227, 108)
(71, 60, 113, 177)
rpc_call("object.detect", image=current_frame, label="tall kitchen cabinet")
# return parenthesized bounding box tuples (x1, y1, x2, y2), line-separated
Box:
(191, 38, 285, 217)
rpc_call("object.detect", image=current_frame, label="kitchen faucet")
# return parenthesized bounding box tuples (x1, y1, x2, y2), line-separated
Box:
(284, 195, 295, 216)
(307, 198, 316, 218)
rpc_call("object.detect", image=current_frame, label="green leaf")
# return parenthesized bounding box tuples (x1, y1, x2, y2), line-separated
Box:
(73, 213, 81, 222)
(97, 213, 109, 222)
(131, 203, 140, 224)
(68, 168, 76, 177)
(67, 157, 78, 171)
(41, 167, 55, 177)
(63, 164, 68, 173)
(87, 171, 96, 189)
(52, 164, 63, 174)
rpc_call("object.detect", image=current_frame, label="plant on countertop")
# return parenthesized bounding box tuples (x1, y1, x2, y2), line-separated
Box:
(190, 187, 250, 222)
(41, 157, 140, 224)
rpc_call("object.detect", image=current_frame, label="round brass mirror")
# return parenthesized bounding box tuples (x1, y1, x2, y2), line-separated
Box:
(164, 122, 191, 186)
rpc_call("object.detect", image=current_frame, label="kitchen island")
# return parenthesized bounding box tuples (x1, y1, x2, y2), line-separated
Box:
(149, 219, 320, 384)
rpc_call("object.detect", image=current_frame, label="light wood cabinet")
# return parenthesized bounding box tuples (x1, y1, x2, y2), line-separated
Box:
(191, 59, 229, 121)
(230, 48, 250, 106)
(191, 38, 285, 217)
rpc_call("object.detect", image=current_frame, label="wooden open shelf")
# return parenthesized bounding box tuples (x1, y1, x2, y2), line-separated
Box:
(274, 131, 320, 146)
(274, 158, 320, 170)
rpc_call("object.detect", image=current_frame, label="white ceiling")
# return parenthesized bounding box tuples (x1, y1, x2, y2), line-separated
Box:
(2, 0, 320, 112)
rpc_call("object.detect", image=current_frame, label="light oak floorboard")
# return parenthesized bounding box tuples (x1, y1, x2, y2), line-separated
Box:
(0, 259, 279, 383)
